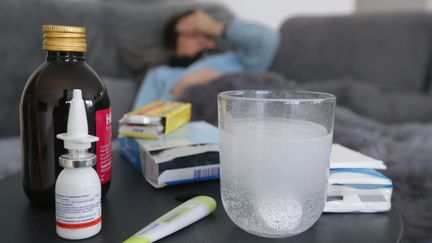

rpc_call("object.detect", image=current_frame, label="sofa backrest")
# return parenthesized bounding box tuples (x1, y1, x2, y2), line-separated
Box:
(0, 0, 232, 137)
(271, 12, 432, 92)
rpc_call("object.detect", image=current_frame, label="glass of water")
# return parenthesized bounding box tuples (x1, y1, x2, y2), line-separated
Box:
(218, 90, 335, 238)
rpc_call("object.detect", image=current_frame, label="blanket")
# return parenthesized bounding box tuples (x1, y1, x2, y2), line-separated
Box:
(179, 71, 432, 242)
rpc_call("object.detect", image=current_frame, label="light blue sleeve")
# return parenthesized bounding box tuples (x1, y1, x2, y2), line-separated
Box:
(133, 68, 177, 109)
(226, 19, 280, 70)
(133, 69, 160, 109)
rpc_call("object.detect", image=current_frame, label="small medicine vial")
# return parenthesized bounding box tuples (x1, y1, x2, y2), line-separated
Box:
(55, 89, 102, 240)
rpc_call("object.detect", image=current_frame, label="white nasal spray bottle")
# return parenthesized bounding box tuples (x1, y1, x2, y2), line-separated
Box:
(55, 89, 102, 240)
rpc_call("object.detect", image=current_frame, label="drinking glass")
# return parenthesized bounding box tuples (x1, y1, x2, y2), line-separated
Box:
(218, 90, 335, 238)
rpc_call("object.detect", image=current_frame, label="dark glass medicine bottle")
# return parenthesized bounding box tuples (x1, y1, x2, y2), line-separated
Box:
(20, 25, 112, 207)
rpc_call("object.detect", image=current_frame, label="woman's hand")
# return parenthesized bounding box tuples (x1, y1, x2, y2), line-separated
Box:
(176, 10, 225, 37)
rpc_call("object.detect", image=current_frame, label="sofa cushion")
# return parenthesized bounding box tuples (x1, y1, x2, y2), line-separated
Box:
(102, 76, 138, 138)
(302, 78, 432, 123)
(348, 82, 432, 123)
(0, 137, 21, 180)
(271, 12, 432, 92)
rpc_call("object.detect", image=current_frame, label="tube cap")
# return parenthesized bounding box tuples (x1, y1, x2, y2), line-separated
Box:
(57, 89, 99, 150)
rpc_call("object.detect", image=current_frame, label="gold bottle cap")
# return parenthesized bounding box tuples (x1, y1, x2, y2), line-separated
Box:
(42, 25, 87, 52)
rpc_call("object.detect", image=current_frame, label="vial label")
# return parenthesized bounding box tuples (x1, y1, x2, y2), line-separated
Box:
(55, 193, 101, 229)
(96, 108, 112, 184)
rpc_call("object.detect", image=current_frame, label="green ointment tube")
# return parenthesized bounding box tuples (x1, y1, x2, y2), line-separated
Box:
(124, 196, 217, 243)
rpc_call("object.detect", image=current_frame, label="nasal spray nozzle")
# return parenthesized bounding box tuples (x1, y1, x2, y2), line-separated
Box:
(57, 89, 99, 168)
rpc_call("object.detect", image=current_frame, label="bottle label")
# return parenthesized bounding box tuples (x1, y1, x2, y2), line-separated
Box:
(55, 193, 101, 229)
(96, 108, 112, 184)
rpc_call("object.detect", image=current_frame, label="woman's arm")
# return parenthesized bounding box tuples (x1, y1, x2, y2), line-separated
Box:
(133, 69, 163, 109)
(226, 19, 280, 70)
(171, 69, 221, 98)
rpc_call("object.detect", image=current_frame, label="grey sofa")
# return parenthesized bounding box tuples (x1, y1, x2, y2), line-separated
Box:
(1, 0, 432, 242)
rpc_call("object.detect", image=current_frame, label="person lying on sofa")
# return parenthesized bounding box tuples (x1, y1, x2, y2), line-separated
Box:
(133, 9, 279, 108)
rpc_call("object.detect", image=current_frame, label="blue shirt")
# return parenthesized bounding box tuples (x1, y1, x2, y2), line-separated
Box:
(133, 19, 280, 108)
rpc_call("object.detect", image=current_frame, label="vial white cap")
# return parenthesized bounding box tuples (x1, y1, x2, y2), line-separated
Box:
(57, 89, 99, 150)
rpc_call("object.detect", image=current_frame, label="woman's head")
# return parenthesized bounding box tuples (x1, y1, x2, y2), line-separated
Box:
(163, 10, 216, 57)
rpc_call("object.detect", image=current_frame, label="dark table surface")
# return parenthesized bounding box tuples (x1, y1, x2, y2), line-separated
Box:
(0, 151, 403, 243)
